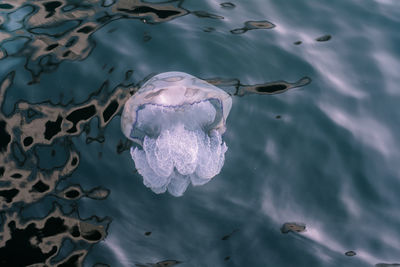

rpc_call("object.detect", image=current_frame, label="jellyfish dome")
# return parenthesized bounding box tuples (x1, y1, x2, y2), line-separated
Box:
(121, 72, 232, 196)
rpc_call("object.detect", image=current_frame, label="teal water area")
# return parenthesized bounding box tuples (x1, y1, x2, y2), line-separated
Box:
(1, 0, 400, 266)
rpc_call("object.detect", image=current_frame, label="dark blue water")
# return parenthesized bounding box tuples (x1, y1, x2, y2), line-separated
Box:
(1, 0, 400, 266)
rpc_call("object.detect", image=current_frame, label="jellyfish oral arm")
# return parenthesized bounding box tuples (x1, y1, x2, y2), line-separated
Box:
(121, 72, 232, 196)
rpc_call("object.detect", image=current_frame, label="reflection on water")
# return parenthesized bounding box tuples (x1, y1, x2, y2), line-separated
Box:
(0, 65, 309, 265)
(0, 0, 312, 265)
(230, 20, 275, 35)
(2, 0, 398, 266)
(0, 70, 118, 265)
(280, 222, 306, 234)
(0, 203, 110, 266)
(346, 251, 357, 257)
(220, 2, 236, 9)
(135, 259, 181, 267)
(0, 0, 188, 84)
(315, 34, 332, 42)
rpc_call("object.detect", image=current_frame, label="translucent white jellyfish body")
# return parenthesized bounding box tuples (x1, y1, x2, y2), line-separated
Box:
(121, 72, 232, 196)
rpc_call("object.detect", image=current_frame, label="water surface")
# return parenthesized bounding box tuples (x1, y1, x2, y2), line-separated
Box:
(1, 0, 400, 266)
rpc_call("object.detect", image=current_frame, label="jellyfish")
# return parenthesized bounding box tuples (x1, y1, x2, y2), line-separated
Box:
(121, 72, 232, 196)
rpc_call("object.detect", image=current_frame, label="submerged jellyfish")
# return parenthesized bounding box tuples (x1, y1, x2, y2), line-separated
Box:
(121, 72, 232, 196)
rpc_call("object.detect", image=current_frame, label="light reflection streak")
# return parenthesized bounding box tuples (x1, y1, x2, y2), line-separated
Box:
(373, 50, 400, 96)
(319, 103, 395, 158)
(106, 236, 133, 267)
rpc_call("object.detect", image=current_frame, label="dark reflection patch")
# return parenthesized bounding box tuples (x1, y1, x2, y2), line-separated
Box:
(57, 252, 83, 267)
(70, 225, 80, 237)
(135, 259, 182, 267)
(0, 188, 19, 203)
(345, 250, 356, 256)
(203, 27, 215, 33)
(125, 70, 134, 80)
(0, 204, 110, 266)
(46, 43, 59, 51)
(57, 184, 110, 201)
(0, 3, 14, 9)
(256, 84, 287, 93)
(0, 120, 11, 153)
(231, 20, 275, 34)
(221, 229, 239, 241)
(86, 135, 106, 144)
(45, 115, 63, 140)
(220, 2, 236, 8)
(316, 34, 332, 42)
(0, 220, 58, 266)
(10, 173, 22, 179)
(117, 6, 181, 19)
(71, 156, 78, 166)
(62, 50, 71, 57)
(65, 188, 81, 199)
(280, 222, 306, 234)
(205, 76, 311, 96)
(32, 180, 50, 193)
(77, 25, 95, 34)
(43, 1, 63, 18)
(375, 264, 400, 267)
(113, 1, 188, 24)
(82, 229, 102, 241)
(65, 36, 78, 48)
(221, 229, 238, 240)
(116, 139, 133, 154)
(103, 100, 119, 122)
(66, 105, 96, 133)
(192, 11, 224, 19)
(143, 32, 152, 42)
(238, 76, 311, 96)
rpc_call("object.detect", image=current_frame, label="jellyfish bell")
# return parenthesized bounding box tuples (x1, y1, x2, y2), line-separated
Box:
(121, 72, 232, 196)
